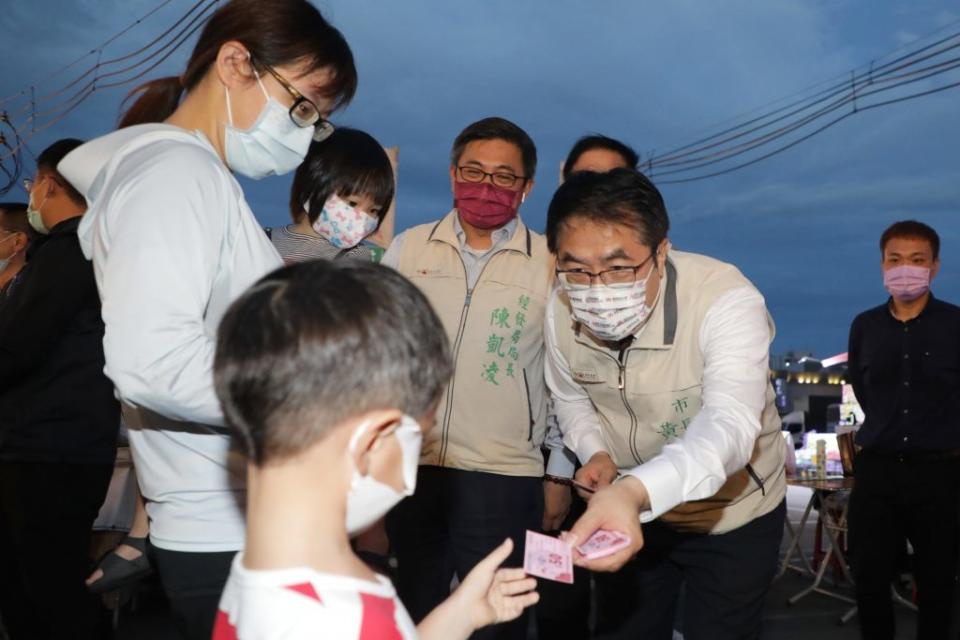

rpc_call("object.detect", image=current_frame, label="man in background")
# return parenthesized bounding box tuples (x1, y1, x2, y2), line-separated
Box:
(0, 139, 120, 640)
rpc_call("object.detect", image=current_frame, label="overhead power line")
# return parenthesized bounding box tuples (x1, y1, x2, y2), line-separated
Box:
(643, 22, 960, 183)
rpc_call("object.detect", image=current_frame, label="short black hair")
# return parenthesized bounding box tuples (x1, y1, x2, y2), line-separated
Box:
(0, 202, 33, 236)
(546, 169, 669, 254)
(37, 138, 86, 206)
(880, 220, 940, 260)
(450, 117, 537, 180)
(562, 134, 639, 182)
(289, 128, 395, 226)
(214, 261, 452, 465)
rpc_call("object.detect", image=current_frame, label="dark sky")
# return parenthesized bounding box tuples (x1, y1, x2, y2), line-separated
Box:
(2, 0, 958, 357)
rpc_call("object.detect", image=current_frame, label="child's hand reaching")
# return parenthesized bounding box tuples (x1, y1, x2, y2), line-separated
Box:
(459, 538, 539, 628)
(417, 538, 539, 640)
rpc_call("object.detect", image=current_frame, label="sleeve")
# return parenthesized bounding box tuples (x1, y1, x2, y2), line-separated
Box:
(847, 315, 865, 408)
(0, 239, 97, 387)
(543, 288, 610, 465)
(96, 146, 230, 426)
(624, 286, 772, 521)
(380, 232, 405, 270)
(543, 396, 577, 478)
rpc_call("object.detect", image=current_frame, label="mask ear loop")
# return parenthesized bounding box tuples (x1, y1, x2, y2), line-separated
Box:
(29, 180, 49, 218)
(223, 56, 270, 127)
(223, 85, 234, 127)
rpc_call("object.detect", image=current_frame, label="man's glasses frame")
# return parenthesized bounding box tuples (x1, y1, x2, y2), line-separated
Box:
(556, 253, 656, 287)
(456, 166, 527, 189)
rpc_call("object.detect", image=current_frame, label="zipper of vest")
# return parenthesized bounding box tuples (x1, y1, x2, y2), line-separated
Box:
(438, 284, 472, 466)
(438, 247, 513, 466)
(617, 345, 644, 465)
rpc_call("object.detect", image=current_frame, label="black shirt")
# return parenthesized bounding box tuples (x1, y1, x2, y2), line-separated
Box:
(0, 217, 119, 464)
(848, 294, 960, 453)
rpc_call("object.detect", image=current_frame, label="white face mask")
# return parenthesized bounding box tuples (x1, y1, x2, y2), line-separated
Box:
(311, 195, 379, 249)
(0, 233, 20, 273)
(562, 265, 659, 342)
(223, 71, 313, 180)
(26, 180, 49, 235)
(345, 415, 422, 536)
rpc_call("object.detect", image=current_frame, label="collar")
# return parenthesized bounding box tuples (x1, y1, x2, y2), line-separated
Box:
(885, 292, 941, 321)
(429, 210, 531, 258)
(48, 215, 82, 236)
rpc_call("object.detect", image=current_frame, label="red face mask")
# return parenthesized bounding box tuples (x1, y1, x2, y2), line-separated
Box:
(453, 181, 522, 229)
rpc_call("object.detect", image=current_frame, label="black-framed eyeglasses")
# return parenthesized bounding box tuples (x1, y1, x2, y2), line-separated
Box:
(456, 166, 527, 189)
(556, 253, 655, 287)
(254, 58, 334, 142)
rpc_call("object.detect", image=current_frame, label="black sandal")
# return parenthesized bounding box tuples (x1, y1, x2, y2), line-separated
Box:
(88, 535, 153, 595)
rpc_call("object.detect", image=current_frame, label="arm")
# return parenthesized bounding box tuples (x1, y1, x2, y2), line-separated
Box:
(543, 397, 577, 479)
(0, 238, 96, 387)
(544, 292, 608, 463)
(542, 395, 576, 530)
(847, 316, 866, 408)
(96, 150, 230, 426)
(625, 286, 772, 521)
(544, 292, 619, 496)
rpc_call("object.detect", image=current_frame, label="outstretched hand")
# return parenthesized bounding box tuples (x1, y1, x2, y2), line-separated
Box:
(457, 538, 539, 629)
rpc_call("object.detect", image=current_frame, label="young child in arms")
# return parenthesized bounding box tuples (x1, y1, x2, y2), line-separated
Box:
(211, 260, 538, 639)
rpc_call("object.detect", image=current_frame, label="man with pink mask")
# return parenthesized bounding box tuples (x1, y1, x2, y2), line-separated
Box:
(382, 117, 554, 640)
(847, 220, 960, 640)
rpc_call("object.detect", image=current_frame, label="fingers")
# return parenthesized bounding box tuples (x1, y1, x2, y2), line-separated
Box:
(575, 465, 598, 486)
(496, 574, 537, 596)
(509, 591, 539, 611)
(494, 567, 528, 583)
(567, 508, 603, 548)
(573, 543, 639, 572)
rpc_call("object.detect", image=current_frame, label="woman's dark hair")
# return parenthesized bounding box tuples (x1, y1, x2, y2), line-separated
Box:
(0, 202, 37, 243)
(562, 134, 639, 182)
(289, 128, 395, 225)
(214, 260, 452, 465)
(880, 220, 940, 260)
(120, 0, 357, 127)
(451, 117, 537, 180)
(546, 168, 669, 254)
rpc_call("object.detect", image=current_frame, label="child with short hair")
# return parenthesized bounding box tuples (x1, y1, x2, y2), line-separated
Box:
(271, 128, 395, 263)
(212, 260, 539, 639)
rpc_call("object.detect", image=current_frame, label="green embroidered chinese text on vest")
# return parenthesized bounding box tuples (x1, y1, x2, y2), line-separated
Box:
(397, 211, 555, 477)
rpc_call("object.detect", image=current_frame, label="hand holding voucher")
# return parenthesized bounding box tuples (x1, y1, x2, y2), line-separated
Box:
(564, 476, 647, 572)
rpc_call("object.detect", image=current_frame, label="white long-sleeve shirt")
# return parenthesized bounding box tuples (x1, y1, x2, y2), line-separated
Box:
(61, 124, 283, 551)
(544, 285, 771, 522)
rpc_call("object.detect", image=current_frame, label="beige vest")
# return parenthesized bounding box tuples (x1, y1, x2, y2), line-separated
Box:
(398, 211, 555, 476)
(553, 250, 786, 533)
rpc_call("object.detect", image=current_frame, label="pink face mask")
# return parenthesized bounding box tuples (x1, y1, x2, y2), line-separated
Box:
(453, 181, 522, 229)
(883, 265, 930, 301)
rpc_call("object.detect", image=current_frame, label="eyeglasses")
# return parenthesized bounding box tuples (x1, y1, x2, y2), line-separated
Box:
(456, 166, 527, 189)
(556, 254, 655, 287)
(254, 58, 334, 142)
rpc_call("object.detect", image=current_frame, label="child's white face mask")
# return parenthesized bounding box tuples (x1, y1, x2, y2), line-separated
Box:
(345, 415, 422, 536)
